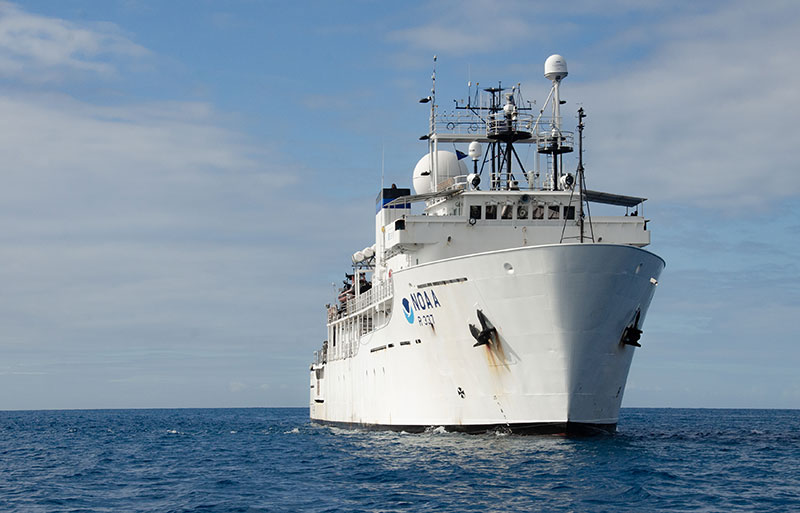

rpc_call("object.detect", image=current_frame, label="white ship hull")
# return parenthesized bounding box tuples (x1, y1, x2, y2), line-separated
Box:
(310, 243, 664, 434)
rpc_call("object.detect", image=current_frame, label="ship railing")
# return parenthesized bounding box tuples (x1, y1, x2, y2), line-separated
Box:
(489, 172, 528, 191)
(433, 112, 551, 137)
(328, 279, 393, 322)
(433, 113, 485, 136)
(534, 130, 574, 153)
(486, 112, 536, 137)
(435, 176, 469, 195)
(436, 173, 527, 193)
(312, 338, 329, 366)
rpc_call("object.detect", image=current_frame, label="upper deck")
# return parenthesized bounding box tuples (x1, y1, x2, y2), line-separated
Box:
(380, 189, 649, 271)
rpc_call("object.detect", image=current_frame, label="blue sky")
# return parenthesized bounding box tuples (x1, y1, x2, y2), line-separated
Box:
(0, 1, 798, 410)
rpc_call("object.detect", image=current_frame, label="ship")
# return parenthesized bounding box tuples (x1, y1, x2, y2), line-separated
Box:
(309, 55, 664, 434)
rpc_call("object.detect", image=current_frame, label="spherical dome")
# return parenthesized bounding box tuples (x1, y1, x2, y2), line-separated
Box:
(412, 150, 468, 194)
(468, 141, 482, 160)
(544, 54, 568, 81)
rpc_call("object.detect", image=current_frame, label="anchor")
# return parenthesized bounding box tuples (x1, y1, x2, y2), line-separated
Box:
(469, 309, 498, 347)
(620, 309, 643, 347)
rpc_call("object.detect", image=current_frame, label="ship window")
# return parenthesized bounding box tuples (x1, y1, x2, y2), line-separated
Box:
(517, 205, 529, 219)
(395, 219, 405, 230)
(548, 205, 560, 219)
(532, 205, 544, 219)
(564, 206, 575, 220)
(485, 204, 497, 219)
(501, 204, 513, 220)
(469, 205, 482, 219)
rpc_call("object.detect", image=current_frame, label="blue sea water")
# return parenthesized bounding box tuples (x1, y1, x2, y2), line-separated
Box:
(1, 408, 798, 512)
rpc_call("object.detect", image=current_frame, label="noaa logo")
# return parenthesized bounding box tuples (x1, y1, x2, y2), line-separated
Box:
(402, 298, 415, 323)
(409, 290, 441, 311)
(402, 289, 441, 325)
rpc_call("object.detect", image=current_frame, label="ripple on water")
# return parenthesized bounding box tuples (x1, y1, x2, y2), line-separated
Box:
(0, 408, 798, 512)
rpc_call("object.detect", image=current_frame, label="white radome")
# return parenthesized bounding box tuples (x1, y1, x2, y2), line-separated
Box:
(544, 54, 568, 81)
(468, 141, 482, 160)
(412, 150, 468, 194)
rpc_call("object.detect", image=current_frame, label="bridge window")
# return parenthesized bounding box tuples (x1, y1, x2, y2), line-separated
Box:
(469, 205, 482, 219)
(501, 204, 513, 220)
(532, 205, 544, 219)
(564, 206, 575, 220)
(485, 204, 497, 219)
(517, 205, 529, 219)
(548, 205, 560, 219)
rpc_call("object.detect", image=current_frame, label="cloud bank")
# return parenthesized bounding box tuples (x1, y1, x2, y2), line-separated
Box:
(0, 1, 147, 81)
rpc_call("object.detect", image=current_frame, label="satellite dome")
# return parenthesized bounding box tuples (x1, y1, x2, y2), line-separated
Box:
(468, 141, 482, 160)
(412, 150, 468, 194)
(544, 54, 568, 81)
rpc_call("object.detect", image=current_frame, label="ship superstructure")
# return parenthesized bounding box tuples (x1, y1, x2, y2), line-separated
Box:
(310, 55, 664, 434)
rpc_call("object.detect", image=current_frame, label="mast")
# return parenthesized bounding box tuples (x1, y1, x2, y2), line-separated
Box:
(431, 56, 437, 190)
(578, 107, 586, 243)
(419, 56, 437, 189)
(539, 55, 573, 191)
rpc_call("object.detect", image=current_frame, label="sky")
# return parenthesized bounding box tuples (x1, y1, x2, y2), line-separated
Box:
(0, 0, 798, 410)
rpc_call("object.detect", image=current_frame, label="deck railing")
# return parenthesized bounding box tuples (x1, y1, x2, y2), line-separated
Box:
(329, 279, 393, 323)
(434, 112, 547, 137)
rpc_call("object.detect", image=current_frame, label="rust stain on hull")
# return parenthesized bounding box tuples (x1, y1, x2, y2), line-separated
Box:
(484, 332, 510, 372)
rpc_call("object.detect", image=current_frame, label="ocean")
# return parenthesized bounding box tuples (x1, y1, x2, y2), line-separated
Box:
(1, 407, 797, 512)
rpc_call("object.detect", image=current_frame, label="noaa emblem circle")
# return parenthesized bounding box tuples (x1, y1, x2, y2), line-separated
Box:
(402, 298, 414, 323)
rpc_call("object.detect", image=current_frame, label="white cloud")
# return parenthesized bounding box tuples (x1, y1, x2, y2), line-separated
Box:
(229, 381, 247, 392)
(0, 1, 147, 81)
(0, 93, 262, 176)
(389, 17, 535, 56)
(566, 4, 800, 207)
(385, 0, 673, 58)
(386, 0, 578, 58)
(0, 84, 347, 360)
(0, 90, 299, 255)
